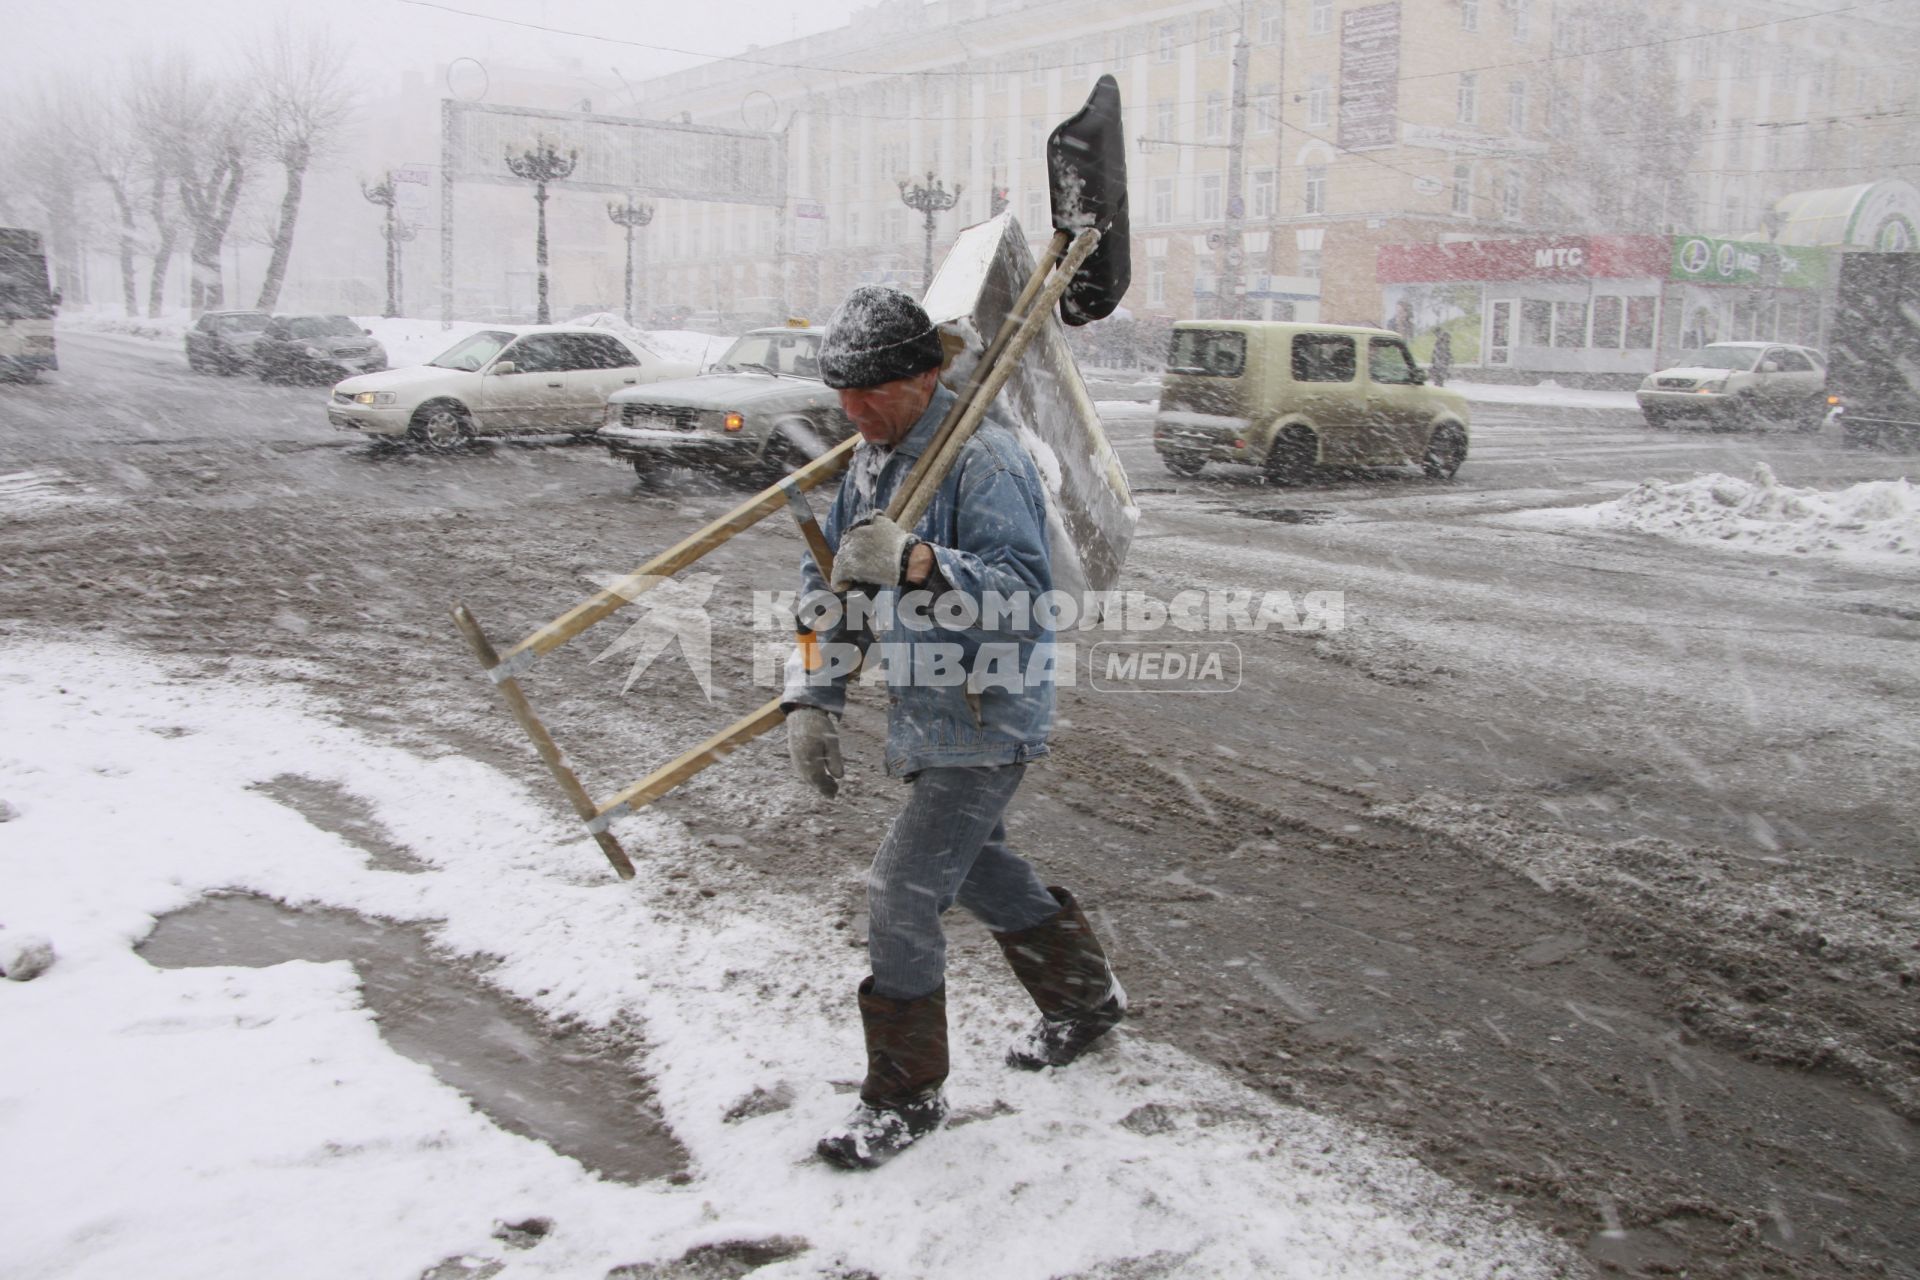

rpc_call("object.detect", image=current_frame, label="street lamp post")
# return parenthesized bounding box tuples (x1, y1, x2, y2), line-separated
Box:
(384, 219, 417, 317)
(898, 170, 962, 297)
(607, 195, 655, 327)
(360, 173, 399, 318)
(505, 139, 578, 324)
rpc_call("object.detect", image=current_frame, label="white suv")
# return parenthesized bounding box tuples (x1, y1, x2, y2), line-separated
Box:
(1635, 342, 1826, 432)
(327, 326, 697, 447)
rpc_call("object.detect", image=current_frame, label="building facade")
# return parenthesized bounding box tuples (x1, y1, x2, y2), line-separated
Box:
(625, 0, 1917, 332)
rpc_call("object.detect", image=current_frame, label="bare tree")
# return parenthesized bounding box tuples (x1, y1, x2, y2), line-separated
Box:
(62, 82, 146, 317)
(247, 24, 357, 311)
(131, 54, 256, 313)
(4, 83, 93, 303)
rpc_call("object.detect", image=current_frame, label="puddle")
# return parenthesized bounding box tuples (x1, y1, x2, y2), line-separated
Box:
(138, 894, 685, 1184)
(251, 774, 428, 873)
(1236, 507, 1338, 525)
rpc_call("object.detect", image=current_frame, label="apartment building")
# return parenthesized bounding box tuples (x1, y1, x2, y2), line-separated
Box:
(609, 0, 1919, 329)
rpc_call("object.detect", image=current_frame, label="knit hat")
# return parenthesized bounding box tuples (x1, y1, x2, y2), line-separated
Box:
(818, 285, 945, 389)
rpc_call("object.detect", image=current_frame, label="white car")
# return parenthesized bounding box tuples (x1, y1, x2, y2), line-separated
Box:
(327, 326, 697, 446)
(1635, 342, 1827, 432)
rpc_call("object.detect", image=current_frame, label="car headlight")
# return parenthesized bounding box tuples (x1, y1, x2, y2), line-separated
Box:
(723, 411, 745, 432)
(604, 403, 622, 427)
(1639, 376, 1654, 390)
(352, 391, 396, 406)
(303, 345, 324, 358)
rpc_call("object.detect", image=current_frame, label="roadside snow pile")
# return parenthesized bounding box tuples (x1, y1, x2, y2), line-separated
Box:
(357, 316, 490, 367)
(1451, 380, 1639, 412)
(57, 309, 191, 345)
(637, 328, 734, 369)
(1507, 463, 1917, 565)
(0, 639, 1573, 1280)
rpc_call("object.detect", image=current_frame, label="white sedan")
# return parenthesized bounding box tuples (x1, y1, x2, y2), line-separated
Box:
(327, 326, 697, 446)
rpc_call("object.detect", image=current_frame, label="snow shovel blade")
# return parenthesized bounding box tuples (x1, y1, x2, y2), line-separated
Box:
(1047, 73, 1130, 326)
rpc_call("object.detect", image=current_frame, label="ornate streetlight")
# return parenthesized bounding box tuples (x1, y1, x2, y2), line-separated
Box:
(505, 138, 578, 324)
(360, 173, 399, 318)
(898, 170, 962, 297)
(607, 195, 655, 327)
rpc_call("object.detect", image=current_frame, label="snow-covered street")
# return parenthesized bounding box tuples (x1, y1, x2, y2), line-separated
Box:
(3, 330, 1917, 1278)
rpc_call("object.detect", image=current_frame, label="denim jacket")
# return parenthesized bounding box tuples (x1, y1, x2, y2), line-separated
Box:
(783, 383, 1055, 777)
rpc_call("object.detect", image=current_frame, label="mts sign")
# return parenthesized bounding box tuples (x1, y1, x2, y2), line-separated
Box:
(1534, 245, 1586, 269)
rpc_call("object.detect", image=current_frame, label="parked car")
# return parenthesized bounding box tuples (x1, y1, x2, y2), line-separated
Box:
(1152, 321, 1471, 482)
(596, 326, 849, 482)
(326, 326, 697, 447)
(1635, 342, 1826, 432)
(254, 314, 387, 384)
(185, 310, 273, 374)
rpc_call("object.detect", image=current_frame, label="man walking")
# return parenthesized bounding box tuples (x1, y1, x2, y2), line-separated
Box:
(782, 285, 1126, 1170)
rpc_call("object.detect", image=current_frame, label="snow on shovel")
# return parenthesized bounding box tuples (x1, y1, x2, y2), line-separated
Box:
(451, 76, 1133, 878)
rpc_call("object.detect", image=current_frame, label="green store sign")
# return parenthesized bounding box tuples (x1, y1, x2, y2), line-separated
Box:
(1670, 236, 1829, 289)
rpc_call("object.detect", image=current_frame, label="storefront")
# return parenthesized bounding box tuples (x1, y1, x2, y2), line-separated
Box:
(1377, 234, 1832, 384)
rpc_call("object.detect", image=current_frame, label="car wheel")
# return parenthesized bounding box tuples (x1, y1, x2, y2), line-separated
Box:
(1162, 452, 1206, 478)
(409, 401, 474, 450)
(1422, 422, 1468, 480)
(1263, 427, 1317, 485)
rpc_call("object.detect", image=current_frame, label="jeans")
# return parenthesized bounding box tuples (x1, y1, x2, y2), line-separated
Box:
(866, 764, 1062, 1000)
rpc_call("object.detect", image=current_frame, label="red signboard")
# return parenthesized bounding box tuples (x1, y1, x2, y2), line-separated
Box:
(1376, 235, 1669, 283)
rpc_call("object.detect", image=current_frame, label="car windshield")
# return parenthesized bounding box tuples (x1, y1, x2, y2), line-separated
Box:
(217, 314, 270, 334)
(1167, 329, 1247, 377)
(430, 330, 516, 371)
(712, 332, 822, 377)
(1689, 346, 1763, 371)
(287, 316, 362, 339)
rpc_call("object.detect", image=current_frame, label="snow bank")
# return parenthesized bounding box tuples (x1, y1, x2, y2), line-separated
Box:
(1450, 379, 1640, 411)
(1503, 463, 1918, 566)
(0, 639, 1570, 1280)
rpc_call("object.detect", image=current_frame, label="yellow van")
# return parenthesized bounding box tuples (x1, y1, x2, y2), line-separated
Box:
(1152, 321, 1470, 481)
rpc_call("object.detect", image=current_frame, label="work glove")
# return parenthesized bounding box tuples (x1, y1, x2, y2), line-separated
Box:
(785, 705, 844, 798)
(830, 513, 920, 592)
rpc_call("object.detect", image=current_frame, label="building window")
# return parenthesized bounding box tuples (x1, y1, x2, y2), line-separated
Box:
(1208, 10, 1230, 55)
(1552, 300, 1587, 347)
(1299, 248, 1322, 279)
(1451, 161, 1473, 215)
(1206, 91, 1226, 139)
(1511, 0, 1530, 40)
(1308, 72, 1330, 127)
(1624, 297, 1655, 350)
(884, 208, 906, 244)
(1521, 299, 1552, 345)
(1259, 3, 1281, 43)
(1026, 189, 1045, 234)
(1503, 169, 1524, 220)
(1303, 166, 1327, 214)
(1149, 259, 1167, 305)
(1507, 80, 1527, 132)
(1591, 295, 1623, 348)
(1155, 100, 1176, 142)
(1692, 33, 1714, 77)
(1027, 52, 1045, 86)
(1152, 176, 1175, 225)
(1458, 73, 1478, 124)
(1462, 0, 1478, 31)
(1254, 86, 1279, 134)
(1157, 24, 1176, 62)
(1200, 172, 1224, 221)
(1310, 0, 1333, 35)
(1252, 168, 1277, 218)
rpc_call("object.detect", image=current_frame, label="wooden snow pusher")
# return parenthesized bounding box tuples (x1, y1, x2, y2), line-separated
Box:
(451, 76, 1133, 878)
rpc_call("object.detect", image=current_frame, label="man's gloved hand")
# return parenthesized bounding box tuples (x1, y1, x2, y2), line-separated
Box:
(830, 513, 919, 591)
(785, 706, 844, 798)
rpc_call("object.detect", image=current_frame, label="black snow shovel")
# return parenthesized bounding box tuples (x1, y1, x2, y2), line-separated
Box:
(451, 76, 1133, 879)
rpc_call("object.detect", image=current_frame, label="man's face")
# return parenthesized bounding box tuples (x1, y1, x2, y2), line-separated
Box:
(837, 369, 939, 447)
